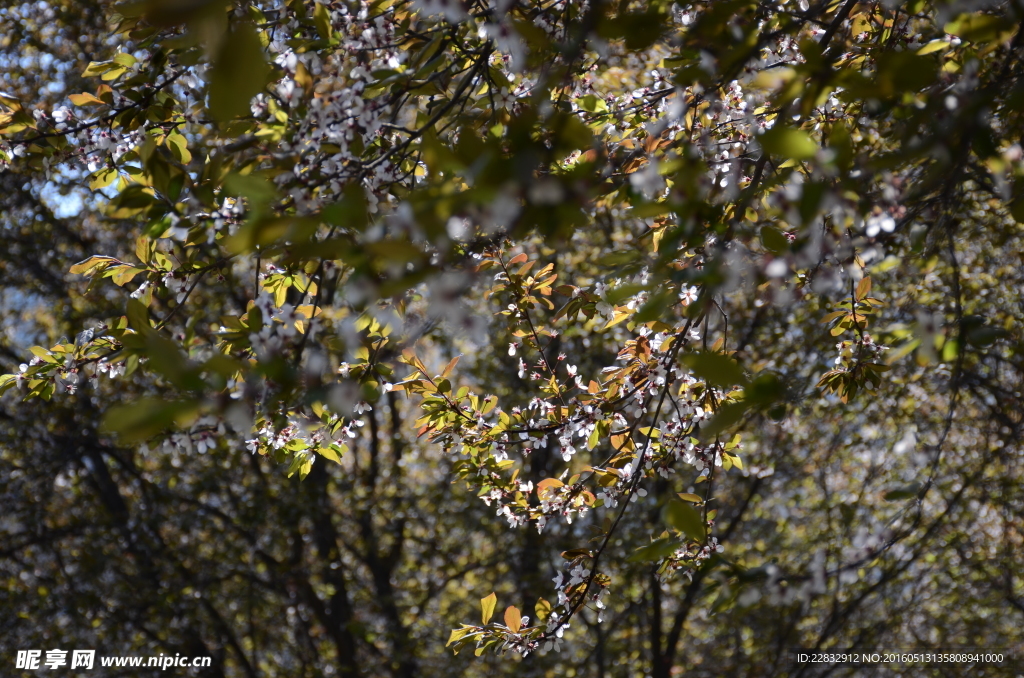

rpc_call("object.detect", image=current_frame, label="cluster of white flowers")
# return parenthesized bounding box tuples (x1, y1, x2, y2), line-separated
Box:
(261, 3, 406, 217)
(540, 560, 608, 650)
(95, 360, 126, 379)
(163, 417, 225, 455)
(539, 479, 593, 530)
(13, 355, 83, 395)
(244, 408, 361, 459)
(629, 161, 666, 199)
(161, 272, 190, 304)
(671, 536, 725, 582)
(189, 196, 244, 242)
(831, 332, 889, 372)
(865, 212, 897, 237)
(243, 294, 313, 360)
(13, 359, 42, 389)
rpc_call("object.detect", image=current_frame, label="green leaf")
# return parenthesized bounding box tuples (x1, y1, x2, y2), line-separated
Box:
(634, 290, 675, 323)
(0, 374, 17, 397)
(916, 40, 950, 55)
(126, 298, 154, 335)
(941, 338, 959, 362)
(286, 452, 313, 480)
(29, 346, 57, 363)
(313, 2, 333, 42)
(534, 597, 552, 621)
(550, 112, 593, 151)
(480, 592, 497, 625)
(627, 536, 680, 563)
(745, 372, 784, 407)
(872, 52, 938, 97)
(604, 283, 646, 304)
(1007, 192, 1024, 224)
(966, 326, 1009, 347)
(208, 22, 271, 121)
(759, 126, 818, 161)
(317, 445, 345, 464)
(682, 352, 748, 387)
(944, 13, 1015, 43)
(760, 226, 788, 254)
(224, 172, 278, 204)
(664, 499, 706, 543)
(142, 333, 204, 391)
(578, 94, 608, 113)
(883, 482, 922, 501)
(599, 8, 669, 50)
(829, 120, 853, 169)
(101, 397, 200, 443)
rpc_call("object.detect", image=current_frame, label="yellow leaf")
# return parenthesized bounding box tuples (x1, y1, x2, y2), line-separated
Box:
(274, 283, 288, 307)
(916, 40, 950, 55)
(89, 168, 118, 190)
(100, 65, 128, 81)
(446, 626, 473, 649)
(135, 236, 153, 265)
(165, 132, 192, 164)
(69, 255, 117, 276)
(111, 266, 144, 286)
(82, 61, 113, 77)
(441, 355, 460, 378)
(113, 52, 137, 68)
(855, 276, 871, 300)
(316, 445, 345, 464)
(603, 310, 631, 330)
(480, 592, 497, 625)
(295, 61, 313, 96)
(69, 92, 105, 106)
(0, 92, 21, 110)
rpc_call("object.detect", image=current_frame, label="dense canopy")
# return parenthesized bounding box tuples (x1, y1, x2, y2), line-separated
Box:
(1, 0, 1023, 676)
